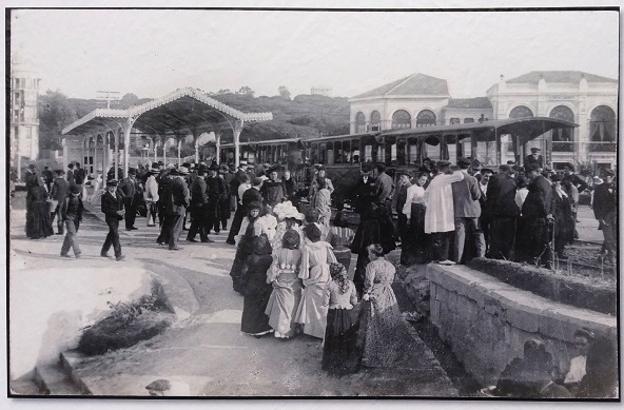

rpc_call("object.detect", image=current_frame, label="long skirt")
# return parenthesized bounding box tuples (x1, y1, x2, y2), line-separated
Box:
(402, 203, 428, 265)
(322, 308, 361, 376)
(229, 236, 254, 293)
(241, 287, 273, 336)
(26, 201, 53, 239)
(360, 287, 403, 368)
(295, 283, 330, 339)
(265, 281, 302, 338)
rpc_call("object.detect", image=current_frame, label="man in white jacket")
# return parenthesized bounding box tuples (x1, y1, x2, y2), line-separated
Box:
(144, 165, 160, 226)
(424, 160, 464, 265)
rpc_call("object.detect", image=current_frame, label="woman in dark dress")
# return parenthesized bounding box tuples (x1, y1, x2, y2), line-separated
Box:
(550, 174, 575, 258)
(322, 262, 360, 376)
(229, 201, 263, 294)
(240, 234, 274, 337)
(26, 177, 54, 239)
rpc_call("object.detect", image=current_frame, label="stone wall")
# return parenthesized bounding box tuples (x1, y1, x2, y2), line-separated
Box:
(426, 264, 617, 386)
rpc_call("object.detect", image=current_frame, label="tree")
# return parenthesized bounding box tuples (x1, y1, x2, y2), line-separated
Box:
(278, 85, 291, 100)
(38, 90, 78, 150)
(118, 93, 140, 108)
(237, 86, 254, 96)
(217, 89, 232, 95)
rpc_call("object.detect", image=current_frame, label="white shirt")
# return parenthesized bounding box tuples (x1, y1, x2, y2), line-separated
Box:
(514, 187, 529, 211)
(564, 355, 586, 384)
(402, 185, 426, 219)
(479, 182, 488, 199)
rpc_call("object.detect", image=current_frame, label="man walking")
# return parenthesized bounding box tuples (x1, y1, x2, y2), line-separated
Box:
(50, 169, 69, 235)
(424, 160, 464, 265)
(451, 158, 485, 263)
(60, 184, 83, 258)
(168, 166, 191, 250)
(486, 165, 520, 260)
(101, 179, 125, 261)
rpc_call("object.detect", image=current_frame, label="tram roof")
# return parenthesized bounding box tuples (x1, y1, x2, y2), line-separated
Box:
(379, 116, 578, 145)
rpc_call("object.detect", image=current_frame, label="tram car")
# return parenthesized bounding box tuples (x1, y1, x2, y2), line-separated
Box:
(219, 116, 577, 206)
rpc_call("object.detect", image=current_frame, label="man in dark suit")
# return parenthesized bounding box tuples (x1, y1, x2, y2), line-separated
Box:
(593, 168, 616, 265)
(520, 163, 553, 268)
(187, 165, 212, 243)
(42, 166, 54, 191)
(100, 179, 125, 261)
(486, 165, 520, 260)
(50, 169, 70, 235)
(67, 163, 75, 185)
(118, 168, 141, 231)
(451, 157, 485, 263)
(524, 147, 544, 171)
(205, 163, 224, 234)
(168, 166, 191, 250)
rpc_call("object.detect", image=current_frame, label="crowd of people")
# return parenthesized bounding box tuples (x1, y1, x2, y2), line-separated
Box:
(18, 153, 617, 387)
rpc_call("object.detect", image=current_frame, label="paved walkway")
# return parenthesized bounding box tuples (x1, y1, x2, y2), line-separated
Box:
(9, 194, 457, 397)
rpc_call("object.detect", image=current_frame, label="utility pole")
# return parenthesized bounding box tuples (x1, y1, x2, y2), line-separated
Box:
(96, 91, 121, 109)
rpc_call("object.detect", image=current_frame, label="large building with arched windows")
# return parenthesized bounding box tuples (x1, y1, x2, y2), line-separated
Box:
(350, 71, 617, 170)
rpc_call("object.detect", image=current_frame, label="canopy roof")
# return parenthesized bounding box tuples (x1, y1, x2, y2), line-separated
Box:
(62, 87, 273, 136)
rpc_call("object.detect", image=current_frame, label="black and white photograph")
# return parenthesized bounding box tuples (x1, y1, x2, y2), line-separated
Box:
(4, 3, 620, 401)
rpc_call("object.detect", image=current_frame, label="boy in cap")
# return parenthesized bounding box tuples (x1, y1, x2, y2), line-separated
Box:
(60, 184, 84, 258)
(101, 179, 125, 261)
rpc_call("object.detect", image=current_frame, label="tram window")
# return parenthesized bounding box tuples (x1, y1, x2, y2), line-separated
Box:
(311, 144, 319, 164)
(320, 143, 327, 163)
(464, 118, 474, 124)
(364, 145, 373, 162)
(350, 139, 360, 163)
(390, 144, 397, 162)
(377, 145, 384, 163)
(408, 144, 418, 164)
(397, 138, 406, 165)
(334, 142, 342, 164)
(450, 118, 461, 125)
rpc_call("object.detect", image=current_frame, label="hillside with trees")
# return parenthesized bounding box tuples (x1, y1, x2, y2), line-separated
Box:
(37, 87, 350, 152)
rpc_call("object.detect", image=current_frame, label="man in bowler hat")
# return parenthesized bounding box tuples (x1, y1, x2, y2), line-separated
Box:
(101, 179, 125, 261)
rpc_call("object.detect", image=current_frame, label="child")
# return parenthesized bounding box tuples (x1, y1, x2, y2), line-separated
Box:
(326, 211, 355, 274)
(322, 262, 360, 376)
(295, 223, 337, 339)
(60, 184, 84, 258)
(360, 243, 402, 368)
(265, 230, 303, 339)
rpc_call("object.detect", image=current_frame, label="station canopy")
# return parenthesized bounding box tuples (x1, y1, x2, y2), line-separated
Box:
(62, 87, 273, 137)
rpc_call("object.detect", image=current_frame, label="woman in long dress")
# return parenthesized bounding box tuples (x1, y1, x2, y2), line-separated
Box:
(229, 201, 263, 294)
(240, 234, 274, 337)
(550, 175, 575, 258)
(26, 177, 54, 239)
(322, 262, 360, 376)
(295, 223, 337, 339)
(401, 172, 430, 265)
(265, 230, 303, 339)
(360, 243, 403, 368)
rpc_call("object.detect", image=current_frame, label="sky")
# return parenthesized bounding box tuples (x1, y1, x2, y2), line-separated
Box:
(10, 8, 620, 100)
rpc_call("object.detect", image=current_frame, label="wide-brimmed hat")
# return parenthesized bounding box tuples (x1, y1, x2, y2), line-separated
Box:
(107, 179, 119, 186)
(396, 169, 412, 178)
(128, 168, 137, 176)
(530, 147, 541, 153)
(176, 166, 190, 175)
(70, 184, 81, 194)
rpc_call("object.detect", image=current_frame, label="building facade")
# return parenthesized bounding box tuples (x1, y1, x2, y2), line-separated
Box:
(350, 71, 617, 169)
(10, 57, 41, 178)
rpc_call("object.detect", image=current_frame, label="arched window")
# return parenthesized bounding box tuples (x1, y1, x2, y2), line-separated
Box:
(355, 112, 366, 133)
(550, 105, 575, 152)
(509, 106, 534, 119)
(416, 110, 436, 127)
(391, 110, 411, 129)
(370, 110, 381, 131)
(590, 105, 616, 152)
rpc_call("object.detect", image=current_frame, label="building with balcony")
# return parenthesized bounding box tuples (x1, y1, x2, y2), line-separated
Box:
(10, 56, 41, 178)
(350, 71, 617, 170)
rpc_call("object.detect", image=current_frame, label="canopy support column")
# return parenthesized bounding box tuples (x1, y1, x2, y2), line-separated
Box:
(233, 120, 244, 168)
(122, 118, 135, 178)
(215, 131, 222, 165)
(152, 137, 157, 163)
(162, 137, 167, 165)
(93, 138, 97, 177)
(470, 134, 478, 161)
(194, 135, 199, 163)
(177, 137, 182, 166)
(495, 128, 502, 165)
(113, 129, 119, 180)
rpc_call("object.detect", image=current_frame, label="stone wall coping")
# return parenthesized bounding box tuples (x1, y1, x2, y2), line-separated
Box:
(426, 263, 616, 341)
